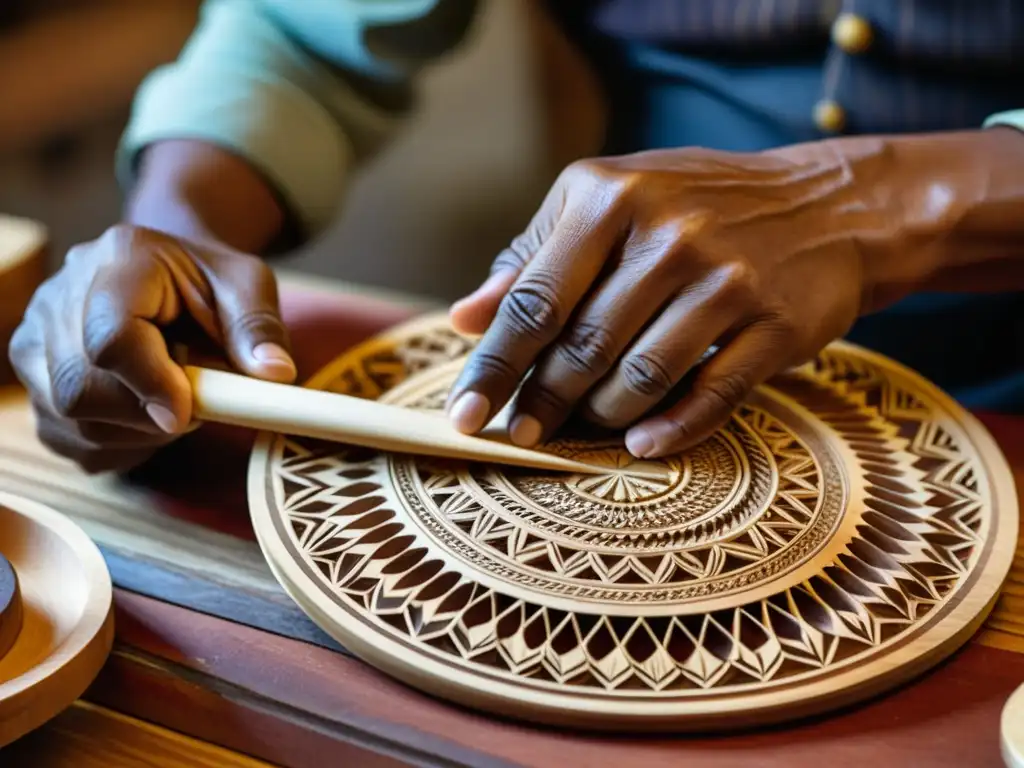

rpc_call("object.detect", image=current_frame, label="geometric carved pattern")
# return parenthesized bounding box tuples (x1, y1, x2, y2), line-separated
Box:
(250, 313, 1018, 730)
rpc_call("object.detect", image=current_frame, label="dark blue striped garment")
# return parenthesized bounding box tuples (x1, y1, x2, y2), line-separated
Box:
(545, 0, 1024, 412)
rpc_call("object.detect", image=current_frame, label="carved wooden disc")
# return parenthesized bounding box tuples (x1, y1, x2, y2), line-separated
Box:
(0, 553, 22, 662)
(249, 313, 1019, 731)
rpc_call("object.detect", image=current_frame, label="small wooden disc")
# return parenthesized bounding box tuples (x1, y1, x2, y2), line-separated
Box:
(1004, 684, 1024, 768)
(0, 553, 22, 662)
(249, 313, 1018, 732)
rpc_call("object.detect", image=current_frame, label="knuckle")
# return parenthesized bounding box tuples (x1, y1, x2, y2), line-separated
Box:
(105, 222, 136, 241)
(94, 224, 139, 260)
(492, 244, 529, 275)
(7, 323, 34, 366)
(230, 248, 271, 277)
(660, 214, 705, 246)
(28, 275, 65, 310)
(62, 242, 93, 269)
(561, 158, 602, 186)
(244, 253, 276, 282)
(660, 417, 698, 448)
(524, 382, 573, 415)
(765, 310, 800, 338)
(499, 277, 563, 342)
(620, 352, 675, 398)
(715, 261, 758, 302)
(554, 322, 619, 376)
(49, 357, 90, 418)
(584, 403, 629, 430)
(563, 158, 632, 195)
(81, 311, 127, 368)
(700, 371, 752, 412)
(464, 350, 520, 383)
(226, 308, 285, 341)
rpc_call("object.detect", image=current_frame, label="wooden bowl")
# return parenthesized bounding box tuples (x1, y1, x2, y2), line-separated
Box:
(0, 492, 113, 746)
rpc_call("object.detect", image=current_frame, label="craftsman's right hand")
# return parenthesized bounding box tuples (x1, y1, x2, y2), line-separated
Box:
(7, 224, 297, 474)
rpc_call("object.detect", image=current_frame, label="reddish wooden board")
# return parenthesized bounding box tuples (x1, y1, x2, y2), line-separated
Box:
(86, 589, 1024, 768)
(2, 278, 1019, 765)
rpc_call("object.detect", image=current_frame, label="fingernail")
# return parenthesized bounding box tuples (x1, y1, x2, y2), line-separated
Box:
(252, 343, 296, 375)
(509, 414, 542, 448)
(146, 403, 179, 434)
(448, 392, 491, 434)
(625, 427, 655, 458)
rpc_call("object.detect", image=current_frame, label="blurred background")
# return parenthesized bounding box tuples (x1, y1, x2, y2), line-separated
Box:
(0, 0, 602, 302)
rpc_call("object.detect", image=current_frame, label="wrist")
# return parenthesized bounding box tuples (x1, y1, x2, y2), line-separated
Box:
(124, 140, 288, 255)
(767, 133, 945, 312)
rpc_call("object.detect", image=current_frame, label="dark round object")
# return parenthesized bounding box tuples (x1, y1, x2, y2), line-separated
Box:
(0, 553, 23, 662)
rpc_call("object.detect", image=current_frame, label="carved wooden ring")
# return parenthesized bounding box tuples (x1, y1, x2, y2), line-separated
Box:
(0, 553, 21, 662)
(249, 313, 1018, 731)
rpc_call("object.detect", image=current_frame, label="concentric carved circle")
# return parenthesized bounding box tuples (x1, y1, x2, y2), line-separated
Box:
(249, 313, 1018, 731)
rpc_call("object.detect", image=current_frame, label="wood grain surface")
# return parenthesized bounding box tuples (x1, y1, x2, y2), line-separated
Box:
(1, 700, 278, 767)
(83, 589, 1024, 768)
(0, 274, 1020, 764)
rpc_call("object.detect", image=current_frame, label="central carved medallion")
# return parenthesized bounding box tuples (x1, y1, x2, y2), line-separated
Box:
(380, 372, 846, 611)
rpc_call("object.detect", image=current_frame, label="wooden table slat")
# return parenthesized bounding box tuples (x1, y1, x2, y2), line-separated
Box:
(2, 701, 279, 767)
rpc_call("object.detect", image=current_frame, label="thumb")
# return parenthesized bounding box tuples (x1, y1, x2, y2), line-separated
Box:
(210, 257, 296, 383)
(449, 267, 518, 337)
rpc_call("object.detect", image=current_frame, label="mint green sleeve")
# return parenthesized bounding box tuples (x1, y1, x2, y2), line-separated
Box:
(983, 109, 1024, 132)
(116, 0, 477, 239)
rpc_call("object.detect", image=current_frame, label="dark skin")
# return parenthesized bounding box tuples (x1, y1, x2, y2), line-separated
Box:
(9, 129, 1024, 474)
(446, 128, 1024, 455)
(8, 141, 296, 473)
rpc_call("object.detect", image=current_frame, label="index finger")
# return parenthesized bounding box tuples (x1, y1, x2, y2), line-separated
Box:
(81, 258, 193, 433)
(446, 202, 619, 435)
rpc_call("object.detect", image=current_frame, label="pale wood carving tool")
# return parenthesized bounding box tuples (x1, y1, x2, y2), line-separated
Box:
(183, 366, 604, 475)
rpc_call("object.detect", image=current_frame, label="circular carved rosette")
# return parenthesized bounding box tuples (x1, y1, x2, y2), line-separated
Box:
(249, 313, 1018, 730)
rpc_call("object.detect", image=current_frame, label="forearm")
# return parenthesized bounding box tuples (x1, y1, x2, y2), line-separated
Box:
(116, 0, 479, 256)
(124, 140, 288, 255)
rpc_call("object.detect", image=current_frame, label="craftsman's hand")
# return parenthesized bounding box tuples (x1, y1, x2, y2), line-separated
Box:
(446, 140, 910, 458)
(8, 224, 296, 474)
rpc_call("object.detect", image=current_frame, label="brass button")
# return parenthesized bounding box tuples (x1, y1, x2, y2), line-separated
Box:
(814, 99, 846, 133)
(831, 12, 873, 54)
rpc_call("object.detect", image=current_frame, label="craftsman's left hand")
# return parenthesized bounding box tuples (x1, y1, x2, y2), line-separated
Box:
(445, 141, 900, 458)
